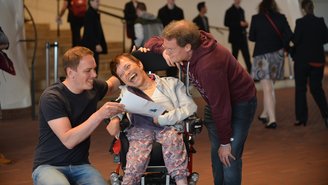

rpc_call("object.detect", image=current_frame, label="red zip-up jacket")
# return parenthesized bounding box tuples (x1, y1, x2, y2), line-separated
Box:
(145, 31, 256, 144)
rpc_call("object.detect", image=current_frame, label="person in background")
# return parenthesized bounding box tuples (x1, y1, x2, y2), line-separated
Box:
(32, 46, 125, 185)
(157, 0, 184, 77)
(57, 0, 86, 47)
(249, 0, 292, 129)
(124, 0, 140, 51)
(157, 0, 184, 27)
(193, 1, 210, 33)
(144, 20, 257, 185)
(134, 2, 163, 48)
(81, 0, 107, 74)
(292, 0, 328, 128)
(107, 53, 196, 185)
(224, 0, 252, 73)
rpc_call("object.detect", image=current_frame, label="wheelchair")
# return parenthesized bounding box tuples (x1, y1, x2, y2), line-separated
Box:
(108, 51, 203, 185)
(109, 114, 203, 185)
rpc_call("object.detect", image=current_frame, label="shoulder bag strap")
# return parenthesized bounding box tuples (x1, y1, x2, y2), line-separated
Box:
(264, 13, 283, 40)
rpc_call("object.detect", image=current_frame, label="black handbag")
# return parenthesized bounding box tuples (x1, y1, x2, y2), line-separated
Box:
(0, 51, 16, 75)
(0, 27, 15, 75)
(0, 27, 9, 49)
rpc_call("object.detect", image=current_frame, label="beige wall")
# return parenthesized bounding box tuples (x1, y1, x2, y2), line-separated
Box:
(24, 0, 303, 49)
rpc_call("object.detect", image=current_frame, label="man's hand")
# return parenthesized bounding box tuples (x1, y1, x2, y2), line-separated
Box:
(56, 16, 62, 24)
(163, 50, 177, 67)
(218, 143, 236, 167)
(95, 44, 103, 53)
(240, 21, 248, 28)
(97, 102, 125, 120)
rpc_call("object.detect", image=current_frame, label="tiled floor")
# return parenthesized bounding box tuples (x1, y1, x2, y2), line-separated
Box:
(1, 67, 328, 185)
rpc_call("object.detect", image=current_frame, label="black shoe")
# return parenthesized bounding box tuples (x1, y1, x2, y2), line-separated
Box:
(324, 117, 328, 128)
(265, 122, 277, 129)
(294, 121, 307, 127)
(258, 116, 268, 124)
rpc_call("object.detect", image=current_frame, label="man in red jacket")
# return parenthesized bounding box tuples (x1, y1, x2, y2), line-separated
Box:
(144, 20, 257, 185)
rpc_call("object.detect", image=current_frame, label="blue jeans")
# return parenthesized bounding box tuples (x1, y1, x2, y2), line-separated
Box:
(32, 164, 107, 185)
(204, 97, 257, 185)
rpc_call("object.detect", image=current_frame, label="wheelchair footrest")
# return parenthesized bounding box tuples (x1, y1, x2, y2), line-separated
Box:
(141, 173, 174, 185)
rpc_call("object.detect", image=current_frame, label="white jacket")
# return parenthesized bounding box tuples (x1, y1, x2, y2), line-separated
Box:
(119, 74, 197, 126)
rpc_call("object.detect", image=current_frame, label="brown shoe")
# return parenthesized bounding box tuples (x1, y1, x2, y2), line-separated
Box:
(0, 153, 12, 165)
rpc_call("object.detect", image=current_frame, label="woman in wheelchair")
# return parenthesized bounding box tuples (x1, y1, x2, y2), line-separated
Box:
(106, 53, 197, 185)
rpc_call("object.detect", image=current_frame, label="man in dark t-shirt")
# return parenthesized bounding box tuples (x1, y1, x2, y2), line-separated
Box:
(32, 46, 124, 185)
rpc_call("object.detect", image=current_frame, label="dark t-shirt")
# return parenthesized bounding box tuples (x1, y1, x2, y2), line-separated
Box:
(33, 79, 108, 170)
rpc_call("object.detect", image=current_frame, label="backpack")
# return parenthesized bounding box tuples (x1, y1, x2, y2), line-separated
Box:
(69, 0, 87, 17)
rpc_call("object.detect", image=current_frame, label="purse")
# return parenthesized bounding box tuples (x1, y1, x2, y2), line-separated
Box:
(0, 51, 16, 75)
(0, 27, 9, 49)
(0, 26, 15, 75)
(264, 13, 291, 51)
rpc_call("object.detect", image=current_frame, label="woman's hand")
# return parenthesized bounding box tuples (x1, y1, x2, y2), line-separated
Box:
(138, 47, 150, 53)
(153, 117, 159, 125)
(106, 117, 121, 137)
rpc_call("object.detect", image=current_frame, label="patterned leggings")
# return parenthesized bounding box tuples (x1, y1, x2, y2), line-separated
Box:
(122, 126, 189, 185)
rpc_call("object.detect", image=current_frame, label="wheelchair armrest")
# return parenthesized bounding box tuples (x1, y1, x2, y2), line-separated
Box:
(176, 114, 203, 135)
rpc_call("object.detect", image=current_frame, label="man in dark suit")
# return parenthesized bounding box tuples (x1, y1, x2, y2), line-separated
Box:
(81, 0, 107, 74)
(124, 0, 139, 51)
(224, 0, 251, 73)
(157, 0, 184, 77)
(193, 1, 210, 33)
(157, 0, 184, 27)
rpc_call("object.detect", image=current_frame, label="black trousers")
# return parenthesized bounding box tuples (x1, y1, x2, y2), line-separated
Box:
(69, 20, 84, 47)
(294, 62, 328, 122)
(231, 37, 251, 73)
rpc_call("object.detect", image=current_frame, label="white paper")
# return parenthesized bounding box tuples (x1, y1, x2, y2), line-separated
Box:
(120, 90, 166, 117)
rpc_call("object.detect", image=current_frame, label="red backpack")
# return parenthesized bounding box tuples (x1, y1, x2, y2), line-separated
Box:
(69, 0, 87, 17)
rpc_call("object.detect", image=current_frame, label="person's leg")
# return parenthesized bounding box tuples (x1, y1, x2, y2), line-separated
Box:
(122, 127, 154, 185)
(157, 127, 188, 184)
(231, 43, 239, 60)
(240, 38, 252, 73)
(294, 62, 309, 123)
(69, 20, 83, 47)
(204, 105, 224, 185)
(223, 97, 257, 185)
(260, 79, 276, 124)
(308, 66, 328, 119)
(70, 164, 107, 185)
(32, 165, 70, 185)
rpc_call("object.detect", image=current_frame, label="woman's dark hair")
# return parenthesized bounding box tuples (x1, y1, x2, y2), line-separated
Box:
(301, 0, 314, 15)
(259, 0, 280, 14)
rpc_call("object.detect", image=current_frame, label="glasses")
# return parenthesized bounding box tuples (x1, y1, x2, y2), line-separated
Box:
(162, 45, 177, 55)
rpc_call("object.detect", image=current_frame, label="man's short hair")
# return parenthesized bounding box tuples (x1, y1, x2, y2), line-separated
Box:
(162, 20, 201, 50)
(136, 2, 147, 11)
(63, 46, 93, 75)
(197, 1, 206, 12)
